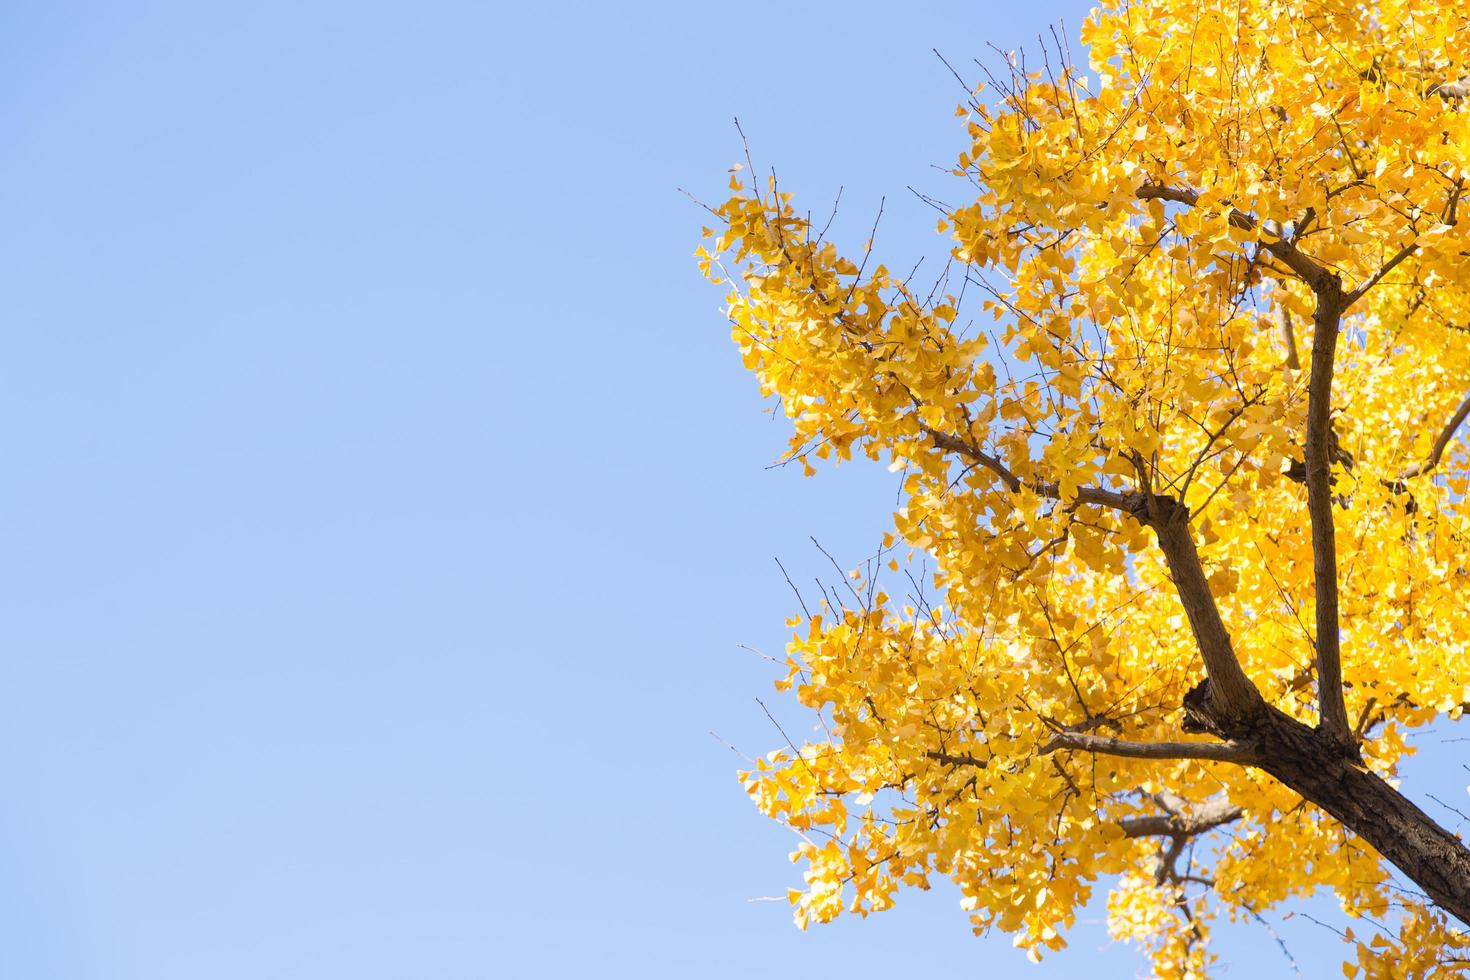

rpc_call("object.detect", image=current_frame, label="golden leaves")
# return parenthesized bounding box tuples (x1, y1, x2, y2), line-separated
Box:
(701, 0, 1470, 972)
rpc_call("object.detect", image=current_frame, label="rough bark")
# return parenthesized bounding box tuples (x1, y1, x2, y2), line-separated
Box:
(1305, 281, 1353, 746)
(1143, 496, 1265, 722)
(1137, 491, 1470, 926)
(921, 385, 1470, 926)
(1190, 700, 1470, 926)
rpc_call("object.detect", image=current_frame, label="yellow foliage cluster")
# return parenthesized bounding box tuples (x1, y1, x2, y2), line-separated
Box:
(1345, 903, 1470, 979)
(702, 0, 1470, 975)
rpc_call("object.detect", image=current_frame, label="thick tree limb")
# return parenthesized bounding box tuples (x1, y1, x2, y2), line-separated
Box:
(1304, 283, 1353, 746)
(923, 420, 1265, 723)
(1147, 498, 1266, 721)
(1041, 731, 1257, 764)
(1399, 390, 1470, 480)
(1248, 711, 1470, 925)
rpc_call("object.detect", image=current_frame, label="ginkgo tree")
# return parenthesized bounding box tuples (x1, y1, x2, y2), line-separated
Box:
(698, 0, 1470, 976)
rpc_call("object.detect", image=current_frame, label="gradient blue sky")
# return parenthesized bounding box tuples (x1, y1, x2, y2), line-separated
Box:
(1, 2, 1465, 978)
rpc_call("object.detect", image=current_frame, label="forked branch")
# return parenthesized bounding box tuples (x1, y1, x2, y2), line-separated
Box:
(1134, 183, 1334, 290)
(921, 420, 1265, 726)
(920, 424, 1138, 511)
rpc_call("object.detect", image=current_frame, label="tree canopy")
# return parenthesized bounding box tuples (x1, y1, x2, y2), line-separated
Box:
(698, 0, 1470, 975)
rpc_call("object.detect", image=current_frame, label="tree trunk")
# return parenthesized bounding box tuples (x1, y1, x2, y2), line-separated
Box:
(1202, 701, 1470, 925)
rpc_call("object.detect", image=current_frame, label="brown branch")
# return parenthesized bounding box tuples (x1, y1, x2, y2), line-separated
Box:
(920, 424, 1138, 511)
(924, 423, 1265, 726)
(1122, 797, 1244, 838)
(922, 425, 1020, 491)
(928, 735, 1254, 769)
(1399, 390, 1470, 480)
(1147, 498, 1265, 721)
(927, 750, 989, 769)
(1345, 239, 1420, 309)
(1304, 283, 1352, 746)
(1135, 182, 1333, 290)
(1429, 77, 1470, 101)
(1041, 731, 1257, 764)
(1045, 482, 1138, 511)
(1278, 305, 1301, 371)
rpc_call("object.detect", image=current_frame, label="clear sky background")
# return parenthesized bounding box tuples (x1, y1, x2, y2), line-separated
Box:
(2, 2, 1466, 978)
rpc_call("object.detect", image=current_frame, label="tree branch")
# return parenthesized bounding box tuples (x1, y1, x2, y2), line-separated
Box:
(1344, 240, 1419, 308)
(922, 425, 1021, 491)
(1041, 731, 1257, 764)
(1135, 182, 1334, 290)
(1147, 498, 1265, 721)
(1121, 797, 1244, 838)
(1304, 284, 1353, 746)
(1278, 305, 1301, 371)
(1399, 390, 1470, 480)
(920, 424, 1139, 511)
(924, 423, 1266, 725)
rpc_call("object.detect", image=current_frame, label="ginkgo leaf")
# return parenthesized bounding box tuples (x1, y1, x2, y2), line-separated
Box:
(699, 1, 1470, 975)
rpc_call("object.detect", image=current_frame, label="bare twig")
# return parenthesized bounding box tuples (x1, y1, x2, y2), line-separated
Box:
(774, 557, 812, 618)
(1246, 907, 1304, 979)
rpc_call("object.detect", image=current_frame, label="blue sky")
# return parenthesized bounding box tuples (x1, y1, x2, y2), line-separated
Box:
(1, 2, 1465, 978)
